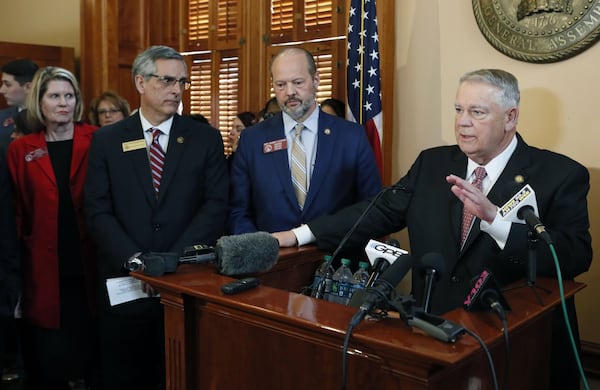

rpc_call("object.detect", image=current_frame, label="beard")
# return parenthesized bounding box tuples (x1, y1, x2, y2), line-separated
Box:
(281, 96, 314, 121)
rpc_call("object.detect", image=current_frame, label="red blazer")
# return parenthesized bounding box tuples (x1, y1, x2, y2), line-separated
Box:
(7, 122, 97, 328)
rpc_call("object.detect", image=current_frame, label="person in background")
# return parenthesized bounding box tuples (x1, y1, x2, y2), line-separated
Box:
(7, 66, 98, 389)
(0, 59, 39, 148)
(274, 68, 591, 390)
(84, 45, 228, 389)
(320, 98, 345, 118)
(88, 90, 131, 127)
(10, 109, 33, 141)
(229, 46, 381, 235)
(227, 111, 258, 165)
(259, 96, 281, 122)
(187, 113, 209, 124)
(0, 126, 19, 388)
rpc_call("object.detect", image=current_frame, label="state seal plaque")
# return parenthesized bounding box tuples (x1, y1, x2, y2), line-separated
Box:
(472, 0, 600, 63)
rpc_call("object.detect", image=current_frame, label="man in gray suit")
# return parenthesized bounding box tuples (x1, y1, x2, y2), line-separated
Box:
(85, 45, 228, 389)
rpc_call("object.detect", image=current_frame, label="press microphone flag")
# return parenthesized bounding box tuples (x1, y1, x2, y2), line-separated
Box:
(463, 269, 511, 312)
(364, 239, 408, 266)
(497, 184, 552, 244)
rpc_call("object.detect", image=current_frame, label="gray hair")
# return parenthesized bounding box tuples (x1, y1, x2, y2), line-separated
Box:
(459, 69, 520, 108)
(131, 45, 186, 83)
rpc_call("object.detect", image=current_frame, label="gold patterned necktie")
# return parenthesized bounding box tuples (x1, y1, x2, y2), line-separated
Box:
(460, 167, 487, 245)
(149, 128, 165, 197)
(290, 123, 307, 209)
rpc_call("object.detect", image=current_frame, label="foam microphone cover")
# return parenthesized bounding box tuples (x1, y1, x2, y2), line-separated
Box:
(419, 252, 447, 278)
(140, 252, 179, 277)
(215, 232, 280, 276)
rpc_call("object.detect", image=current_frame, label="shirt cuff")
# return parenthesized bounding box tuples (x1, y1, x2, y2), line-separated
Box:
(292, 224, 316, 246)
(480, 214, 511, 250)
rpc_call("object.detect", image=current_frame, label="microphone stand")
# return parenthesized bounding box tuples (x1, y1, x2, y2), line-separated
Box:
(504, 231, 551, 306)
(313, 184, 407, 299)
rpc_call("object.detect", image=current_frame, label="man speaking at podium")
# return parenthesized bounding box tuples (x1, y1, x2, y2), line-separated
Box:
(274, 69, 592, 390)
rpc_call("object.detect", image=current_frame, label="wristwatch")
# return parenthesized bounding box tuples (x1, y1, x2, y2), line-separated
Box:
(125, 252, 144, 272)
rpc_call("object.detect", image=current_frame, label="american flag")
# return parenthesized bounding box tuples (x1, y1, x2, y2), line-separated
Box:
(347, 0, 383, 175)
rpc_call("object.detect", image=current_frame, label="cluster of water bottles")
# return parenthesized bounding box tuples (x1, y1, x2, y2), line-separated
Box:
(310, 255, 370, 305)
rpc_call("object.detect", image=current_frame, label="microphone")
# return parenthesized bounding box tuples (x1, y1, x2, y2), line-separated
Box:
(364, 239, 408, 287)
(349, 254, 416, 327)
(126, 232, 280, 277)
(498, 184, 552, 244)
(313, 184, 410, 299)
(463, 269, 511, 313)
(215, 232, 280, 275)
(418, 252, 446, 313)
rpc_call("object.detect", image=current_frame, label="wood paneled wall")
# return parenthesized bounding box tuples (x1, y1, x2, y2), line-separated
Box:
(80, 0, 395, 182)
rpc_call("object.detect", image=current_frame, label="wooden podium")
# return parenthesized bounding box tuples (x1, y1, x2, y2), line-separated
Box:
(133, 246, 584, 390)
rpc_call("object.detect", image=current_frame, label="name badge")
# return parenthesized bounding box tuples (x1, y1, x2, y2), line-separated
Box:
(263, 138, 287, 154)
(122, 139, 147, 152)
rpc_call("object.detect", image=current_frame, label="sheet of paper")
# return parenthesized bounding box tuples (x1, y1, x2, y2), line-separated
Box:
(106, 276, 155, 306)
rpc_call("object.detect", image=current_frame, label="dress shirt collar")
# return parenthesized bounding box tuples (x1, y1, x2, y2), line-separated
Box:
(465, 134, 518, 193)
(139, 108, 173, 136)
(283, 106, 319, 136)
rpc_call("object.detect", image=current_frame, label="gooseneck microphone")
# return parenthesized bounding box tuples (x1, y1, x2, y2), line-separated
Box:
(313, 183, 410, 299)
(418, 252, 446, 313)
(349, 254, 416, 327)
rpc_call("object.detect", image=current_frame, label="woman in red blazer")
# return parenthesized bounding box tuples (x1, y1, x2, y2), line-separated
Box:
(7, 66, 97, 389)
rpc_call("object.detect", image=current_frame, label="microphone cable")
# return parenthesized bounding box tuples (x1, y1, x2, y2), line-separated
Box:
(548, 243, 590, 390)
(488, 301, 510, 390)
(463, 327, 499, 390)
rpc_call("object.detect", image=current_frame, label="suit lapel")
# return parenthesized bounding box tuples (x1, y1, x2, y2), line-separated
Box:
(122, 114, 156, 205)
(302, 114, 334, 212)
(460, 133, 532, 253)
(156, 115, 185, 203)
(447, 149, 468, 251)
(25, 132, 55, 184)
(267, 119, 299, 210)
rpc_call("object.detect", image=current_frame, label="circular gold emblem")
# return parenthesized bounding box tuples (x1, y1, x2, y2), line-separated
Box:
(472, 0, 600, 63)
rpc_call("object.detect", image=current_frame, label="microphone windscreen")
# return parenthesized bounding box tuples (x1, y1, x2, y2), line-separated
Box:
(377, 254, 416, 288)
(216, 232, 279, 276)
(418, 252, 447, 278)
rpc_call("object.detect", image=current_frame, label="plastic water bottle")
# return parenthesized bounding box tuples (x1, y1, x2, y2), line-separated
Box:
(329, 258, 353, 305)
(350, 261, 370, 297)
(311, 255, 333, 298)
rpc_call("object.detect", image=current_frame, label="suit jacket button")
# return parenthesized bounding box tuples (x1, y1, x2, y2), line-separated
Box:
(450, 275, 460, 283)
(154, 224, 161, 231)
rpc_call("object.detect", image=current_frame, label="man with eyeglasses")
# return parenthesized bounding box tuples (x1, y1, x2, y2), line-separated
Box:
(84, 45, 228, 389)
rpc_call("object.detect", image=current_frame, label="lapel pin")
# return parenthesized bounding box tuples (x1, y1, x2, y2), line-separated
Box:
(324, 128, 331, 135)
(514, 175, 524, 184)
(177, 137, 184, 144)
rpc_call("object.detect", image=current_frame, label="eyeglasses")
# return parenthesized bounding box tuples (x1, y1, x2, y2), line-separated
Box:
(147, 74, 191, 90)
(97, 108, 122, 116)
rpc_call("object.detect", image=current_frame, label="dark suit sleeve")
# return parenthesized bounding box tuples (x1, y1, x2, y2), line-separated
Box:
(166, 127, 229, 251)
(504, 161, 592, 280)
(228, 132, 259, 234)
(84, 130, 143, 267)
(0, 146, 19, 317)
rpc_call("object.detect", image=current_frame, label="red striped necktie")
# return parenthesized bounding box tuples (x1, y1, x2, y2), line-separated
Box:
(149, 128, 165, 197)
(460, 167, 487, 245)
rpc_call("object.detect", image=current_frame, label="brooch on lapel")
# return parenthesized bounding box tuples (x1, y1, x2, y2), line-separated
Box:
(25, 148, 48, 162)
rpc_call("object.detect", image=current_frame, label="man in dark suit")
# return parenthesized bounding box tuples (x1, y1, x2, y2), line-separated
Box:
(229, 46, 381, 234)
(274, 69, 591, 390)
(0, 59, 38, 149)
(84, 45, 228, 389)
